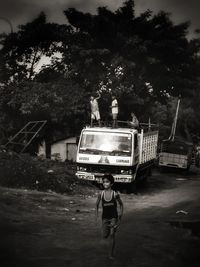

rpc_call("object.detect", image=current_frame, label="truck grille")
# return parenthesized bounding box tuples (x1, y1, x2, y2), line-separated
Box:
(77, 163, 136, 174)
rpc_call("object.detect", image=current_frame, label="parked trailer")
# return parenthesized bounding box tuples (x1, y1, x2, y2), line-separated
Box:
(76, 123, 158, 191)
(158, 97, 194, 171)
(159, 139, 193, 171)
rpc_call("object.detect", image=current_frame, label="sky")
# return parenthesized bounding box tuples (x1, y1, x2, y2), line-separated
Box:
(0, 0, 200, 38)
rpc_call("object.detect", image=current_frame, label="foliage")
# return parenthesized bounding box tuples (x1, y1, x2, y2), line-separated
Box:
(0, 0, 200, 146)
(0, 12, 71, 84)
(0, 148, 95, 194)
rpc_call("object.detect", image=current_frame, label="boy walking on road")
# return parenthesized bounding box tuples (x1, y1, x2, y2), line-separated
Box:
(95, 174, 123, 260)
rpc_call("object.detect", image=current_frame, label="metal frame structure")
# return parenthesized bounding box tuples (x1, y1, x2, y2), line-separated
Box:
(5, 120, 47, 153)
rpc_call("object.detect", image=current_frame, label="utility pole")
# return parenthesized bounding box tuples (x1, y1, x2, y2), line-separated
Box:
(168, 96, 181, 141)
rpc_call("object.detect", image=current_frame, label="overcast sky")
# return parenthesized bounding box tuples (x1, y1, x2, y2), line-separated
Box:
(0, 0, 200, 38)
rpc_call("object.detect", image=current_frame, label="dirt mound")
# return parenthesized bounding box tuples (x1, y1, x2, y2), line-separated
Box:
(0, 147, 96, 195)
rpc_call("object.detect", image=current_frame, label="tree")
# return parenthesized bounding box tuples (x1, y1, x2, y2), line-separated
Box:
(63, 1, 199, 102)
(62, 0, 200, 139)
(0, 12, 71, 84)
(0, 13, 72, 144)
(1, 0, 200, 146)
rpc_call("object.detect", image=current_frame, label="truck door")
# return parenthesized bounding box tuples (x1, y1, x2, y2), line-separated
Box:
(133, 133, 139, 164)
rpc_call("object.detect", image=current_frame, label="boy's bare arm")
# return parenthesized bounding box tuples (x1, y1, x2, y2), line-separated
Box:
(116, 195, 124, 220)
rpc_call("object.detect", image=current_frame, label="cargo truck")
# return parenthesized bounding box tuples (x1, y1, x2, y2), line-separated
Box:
(158, 97, 194, 171)
(76, 122, 158, 192)
(159, 139, 193, 171)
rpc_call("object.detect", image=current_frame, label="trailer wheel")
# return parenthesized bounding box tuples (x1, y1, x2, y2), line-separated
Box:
(183, 165, 191, 175)
(148, 167, 152, 176)
(186, 165, 190, 171)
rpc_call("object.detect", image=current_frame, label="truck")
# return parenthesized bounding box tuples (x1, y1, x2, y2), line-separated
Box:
(158, 97, 194, 171)
(159, 139, 193, 171)
(76, 122, 158, 192)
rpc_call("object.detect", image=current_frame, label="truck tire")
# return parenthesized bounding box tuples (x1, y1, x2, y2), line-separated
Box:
(186, 165, 190, 171)
(128, 181, 137, 194)
(159, 166, 165, 173)
(148, 167, 152, 176)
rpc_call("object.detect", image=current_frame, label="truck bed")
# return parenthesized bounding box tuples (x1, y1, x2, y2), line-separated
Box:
(139, 131, 158, 164)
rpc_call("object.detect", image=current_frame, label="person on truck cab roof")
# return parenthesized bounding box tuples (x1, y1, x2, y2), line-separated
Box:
(90, 92, 101, 127)
(129, 112, 139, 129)
(111, 96, 118, 128)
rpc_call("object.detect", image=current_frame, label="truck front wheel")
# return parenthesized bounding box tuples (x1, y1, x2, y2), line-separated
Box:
(127, 181, 137, 194)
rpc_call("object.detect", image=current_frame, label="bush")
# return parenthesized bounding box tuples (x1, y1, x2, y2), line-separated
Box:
(0, 149, 94, 194)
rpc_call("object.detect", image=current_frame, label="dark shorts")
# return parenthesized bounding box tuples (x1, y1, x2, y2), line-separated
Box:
(102, 218, 118, 238)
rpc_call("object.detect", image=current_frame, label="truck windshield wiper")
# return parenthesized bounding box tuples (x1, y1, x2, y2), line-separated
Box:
(80, 148, 130, 155)
(80, 148, 101, 154)
(110, 150, 130, 155)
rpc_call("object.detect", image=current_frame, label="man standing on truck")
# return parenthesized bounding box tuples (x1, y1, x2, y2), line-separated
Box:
(90, 92, 101, 127)
(111, 95, 118, 128)
(129, 112, 139, 128)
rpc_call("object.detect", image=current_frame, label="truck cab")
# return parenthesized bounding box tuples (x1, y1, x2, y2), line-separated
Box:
(76, 127, 138, 183)
(76, 123, 158, 185)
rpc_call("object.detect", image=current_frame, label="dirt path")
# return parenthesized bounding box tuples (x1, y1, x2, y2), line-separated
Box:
(1, 169, 200, 267)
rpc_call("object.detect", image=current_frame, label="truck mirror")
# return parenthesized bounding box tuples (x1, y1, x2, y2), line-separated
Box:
(76, 136, 80, 145)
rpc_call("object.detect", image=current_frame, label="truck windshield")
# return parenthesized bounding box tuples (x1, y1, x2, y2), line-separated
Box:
(161, 140, 192, 155)
(79, 131, 132, 156)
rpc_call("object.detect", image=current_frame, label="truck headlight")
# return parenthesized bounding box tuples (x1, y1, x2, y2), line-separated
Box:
(128, 169, 133, 175)
(121, 169, 132, 175)
(77, 166, 87, 171)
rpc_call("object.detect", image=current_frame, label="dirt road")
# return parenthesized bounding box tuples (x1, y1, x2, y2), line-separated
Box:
(1, 169, 200, 267)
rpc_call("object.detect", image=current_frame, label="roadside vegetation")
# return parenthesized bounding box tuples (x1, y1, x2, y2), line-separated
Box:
(0, 146, 95, 194)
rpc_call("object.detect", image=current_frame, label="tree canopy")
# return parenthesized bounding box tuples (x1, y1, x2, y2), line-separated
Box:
(0, 0, 200, 147)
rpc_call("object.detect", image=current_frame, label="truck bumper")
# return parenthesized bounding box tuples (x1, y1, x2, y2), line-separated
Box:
(76, 171, 134, 183)
(159, 162, 188, 169)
